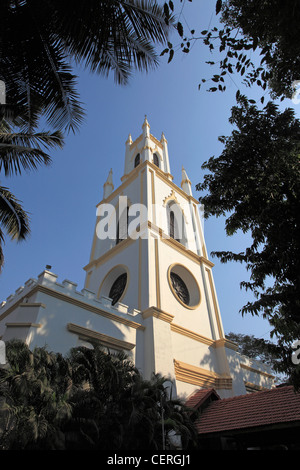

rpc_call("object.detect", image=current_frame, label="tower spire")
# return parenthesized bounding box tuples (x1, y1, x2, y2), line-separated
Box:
(161, 132, 171, 176)
(142, 115, 150, 136)
(142, 115, 151, 162)
(103, 168, 114, 199)
(181, 166, 193, 196)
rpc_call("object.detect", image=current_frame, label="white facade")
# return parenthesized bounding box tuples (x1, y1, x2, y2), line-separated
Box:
(0, 118, 274, 400)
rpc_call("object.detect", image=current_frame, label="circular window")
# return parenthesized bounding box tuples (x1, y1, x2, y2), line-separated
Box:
(168, 264, 200, 309)
(170, 272, 190, 305)
(108, 273, 127, 305)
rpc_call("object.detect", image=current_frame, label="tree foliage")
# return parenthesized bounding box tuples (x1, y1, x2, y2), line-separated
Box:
(166, 0, 300, 102)
(0, 106, 64, 270)
(0, 0, 171, 133)
(0, 1, 172, 266)
(197, 95, 300, 389)
(0, 339, 73, 449)
(226, 331, 290, 384)
(213, 0, 300, 100)
(0, 340, 198, 450)
(163, 1, 300, 387)
(226, 332, 276, 366)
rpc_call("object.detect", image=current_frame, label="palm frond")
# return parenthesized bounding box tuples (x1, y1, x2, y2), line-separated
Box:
(0, 186, 30, 241)
(0, 0, 171, 130)
(57, 0, 171, 85)
(0, 120, 64, 176)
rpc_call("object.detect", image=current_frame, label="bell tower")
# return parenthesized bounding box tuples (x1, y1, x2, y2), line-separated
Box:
(0, 117, 275, 399)
(83, 117, 234, 398)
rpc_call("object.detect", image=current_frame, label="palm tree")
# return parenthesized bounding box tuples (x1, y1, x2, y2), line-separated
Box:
(64, 345, 137, 449)
(68, 346, 197, 450)
(1, 342, 198, 450)
(0, 109, 64, 270)
(0, 0, 172, 133)
(0, 340, 74, 450)
(0, 1, 172, 265)
(117, 372, 198, 450)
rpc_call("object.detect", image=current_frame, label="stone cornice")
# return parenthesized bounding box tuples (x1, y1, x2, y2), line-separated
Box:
(174, 359, 232, 390)
(67, 323, 136, 351)
(160, 234, 214, 267)
(240, 362, 275, 379)
(5, 322, 41, 328)
(215, 338, 239, 351)
(84, 236, 136, 271)
(142, 306, 174, 324)
(171, 323, 215, 347)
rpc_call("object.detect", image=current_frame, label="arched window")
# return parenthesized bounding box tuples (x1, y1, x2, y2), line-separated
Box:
(167, 202, 186, 245)
(169, 210, 175, 240)
(116, 206, 129, 244)
(153, 153, 159, 168)
(134, 154, 140, 168)
(108, 273, 127, 305)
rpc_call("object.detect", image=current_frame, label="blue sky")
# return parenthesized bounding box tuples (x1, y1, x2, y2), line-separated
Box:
(1, 1, 298, 340)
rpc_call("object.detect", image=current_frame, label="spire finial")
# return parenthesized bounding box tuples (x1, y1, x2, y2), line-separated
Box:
(142, 115, 150, 130)
(103, 168, 114, 199)
(161, 132, 167, 143)
(126, 133, 132, 145)
(142, 115, 150, 141)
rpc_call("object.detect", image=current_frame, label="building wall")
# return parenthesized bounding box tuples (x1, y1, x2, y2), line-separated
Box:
(0, 123, 275, 400)
(0, 269, 275, 400)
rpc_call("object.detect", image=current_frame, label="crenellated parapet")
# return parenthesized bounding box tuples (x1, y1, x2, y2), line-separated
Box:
(1, 277, 38, 310)
(1, 269, 140, 318)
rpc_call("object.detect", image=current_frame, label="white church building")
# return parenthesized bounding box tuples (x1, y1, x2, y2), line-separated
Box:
(0, 118, 274, 400)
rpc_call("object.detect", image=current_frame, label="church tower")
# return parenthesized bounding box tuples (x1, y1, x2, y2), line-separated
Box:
(0, 117, 274, 399)
(83, 117, 234, 398)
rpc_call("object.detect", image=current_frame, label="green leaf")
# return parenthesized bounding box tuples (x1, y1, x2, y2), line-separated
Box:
(164, 3, 169, 17)
(168, 49, 174, 63)
(160, 48, 169, 56)
(177, 22, 184, 37)
(216, 0, 222, 15)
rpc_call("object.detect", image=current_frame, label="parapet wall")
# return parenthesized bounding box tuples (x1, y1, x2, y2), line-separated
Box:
(0, 270, 140, 318)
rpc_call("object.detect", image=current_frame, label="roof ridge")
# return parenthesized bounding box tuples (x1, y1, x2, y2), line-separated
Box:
(185, 388, 219, 408)
(205, 384, 296, 407)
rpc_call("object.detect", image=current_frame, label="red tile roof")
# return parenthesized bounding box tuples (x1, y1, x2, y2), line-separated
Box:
(193, 385, 300, 435)
(185, 388, 220, 410)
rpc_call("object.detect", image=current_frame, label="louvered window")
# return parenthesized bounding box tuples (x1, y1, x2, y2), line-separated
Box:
(169, 210, 175, 239)
(153, 153, 159, 167)
(134, 154, 140, 168)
